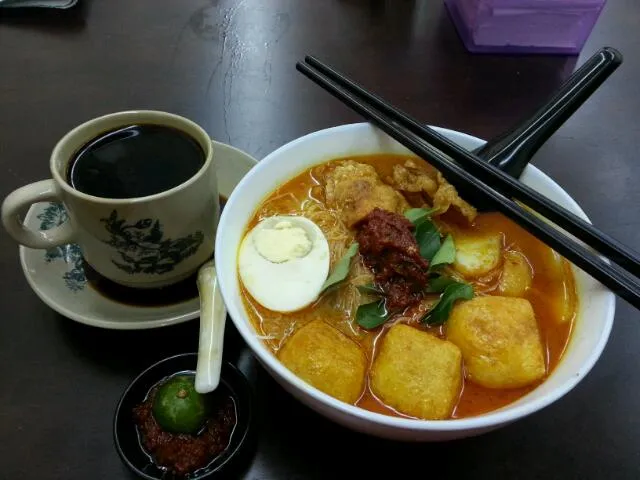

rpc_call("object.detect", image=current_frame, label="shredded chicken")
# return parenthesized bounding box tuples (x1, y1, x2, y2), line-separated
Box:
(324, 160, 409, 227)
(388, 160, 477, 223)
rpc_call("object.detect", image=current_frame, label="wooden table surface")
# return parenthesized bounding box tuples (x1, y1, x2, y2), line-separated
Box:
(1, 1, 639, 478)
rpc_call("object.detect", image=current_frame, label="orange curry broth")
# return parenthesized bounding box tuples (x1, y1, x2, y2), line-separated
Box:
(239, 154, 577, 419)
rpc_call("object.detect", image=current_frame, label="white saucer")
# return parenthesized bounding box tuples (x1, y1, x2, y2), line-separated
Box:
(19, 141, 258, 330)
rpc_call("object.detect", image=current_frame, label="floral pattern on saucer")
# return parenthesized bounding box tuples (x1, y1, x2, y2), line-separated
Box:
(37, 203, 86, 292)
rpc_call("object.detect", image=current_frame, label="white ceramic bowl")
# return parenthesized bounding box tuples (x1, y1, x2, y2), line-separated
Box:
(215, 123, 615, 441)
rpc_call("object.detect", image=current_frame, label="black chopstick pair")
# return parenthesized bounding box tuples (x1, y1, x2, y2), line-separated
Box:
(296, 52, 640, 310)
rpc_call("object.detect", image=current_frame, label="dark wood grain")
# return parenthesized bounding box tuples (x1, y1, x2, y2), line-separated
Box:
(1, 1, 639, 479)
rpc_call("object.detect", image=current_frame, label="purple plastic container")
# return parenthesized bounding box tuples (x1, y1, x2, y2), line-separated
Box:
(444, 0, 607, 54)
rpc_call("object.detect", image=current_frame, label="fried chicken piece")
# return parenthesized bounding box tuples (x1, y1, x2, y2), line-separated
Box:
(390, 159, 438, 195)
(324, 160, 409, 227)
(389, 160, 477, 223)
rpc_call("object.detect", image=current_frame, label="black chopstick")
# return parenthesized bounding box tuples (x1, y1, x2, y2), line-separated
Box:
(296, 60, 640, 310)
(475, 47, 623, 164)
(304, 51, 640, 279)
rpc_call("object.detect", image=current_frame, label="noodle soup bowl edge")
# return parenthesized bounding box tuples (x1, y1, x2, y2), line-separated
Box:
(215, 122, 615, 441)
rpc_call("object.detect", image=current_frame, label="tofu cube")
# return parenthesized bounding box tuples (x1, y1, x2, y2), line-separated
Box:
(453, 233, 503, 277)
(371, 324, 462, 420)
(498, 250, 533, 297)
(446, 296, 546, 389)
(546, 250, 577, 324)
(278, 320, 366, 404)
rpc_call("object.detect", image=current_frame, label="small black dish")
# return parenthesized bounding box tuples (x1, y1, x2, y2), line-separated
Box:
(114, 353, 255, 479)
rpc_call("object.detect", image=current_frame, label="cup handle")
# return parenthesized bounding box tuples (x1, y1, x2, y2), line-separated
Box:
(2, 179, 76, 249)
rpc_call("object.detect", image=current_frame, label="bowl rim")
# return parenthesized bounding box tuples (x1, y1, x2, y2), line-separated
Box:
(216, 122, 616, 432)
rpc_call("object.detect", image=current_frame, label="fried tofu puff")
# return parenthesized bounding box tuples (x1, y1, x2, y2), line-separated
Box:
(371, 324, 462, 419)
(498, 250, 533, 297)
(447, 296, 546, 389)
(453, 233, 503, 278)
(278, 320, 366, 404)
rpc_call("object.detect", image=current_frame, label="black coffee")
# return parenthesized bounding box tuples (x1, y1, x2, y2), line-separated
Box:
(67, 124, 205, 198)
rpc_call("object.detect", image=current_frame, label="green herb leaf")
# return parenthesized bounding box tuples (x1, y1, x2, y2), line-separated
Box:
(357, 283, 382, 295)
(321, 242, 359, 292)
(356, 300, 388, 329)
(423, 282, 474, 325)
(414, 217, 441, 261)
(429, 234, 456, 269)
(404, 207, 436, 225)
(426, 275, 458, 293)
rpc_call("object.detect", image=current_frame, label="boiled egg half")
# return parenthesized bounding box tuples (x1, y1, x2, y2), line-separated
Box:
(238, 216, 330, 312)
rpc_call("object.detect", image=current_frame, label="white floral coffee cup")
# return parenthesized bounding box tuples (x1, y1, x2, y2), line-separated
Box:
(2, 110, 220, 288)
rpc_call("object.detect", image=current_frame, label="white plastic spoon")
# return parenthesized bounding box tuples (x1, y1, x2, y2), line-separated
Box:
(195, 260, 227, 394)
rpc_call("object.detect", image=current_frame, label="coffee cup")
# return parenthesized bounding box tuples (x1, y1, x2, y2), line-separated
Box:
(2, 110, 220, 289)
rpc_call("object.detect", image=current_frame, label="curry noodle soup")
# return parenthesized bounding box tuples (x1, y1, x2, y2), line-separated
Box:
(238, 154, 577, 420)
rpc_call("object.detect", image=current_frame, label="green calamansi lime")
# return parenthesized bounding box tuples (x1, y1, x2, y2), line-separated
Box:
(152, 375, 207, 434)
